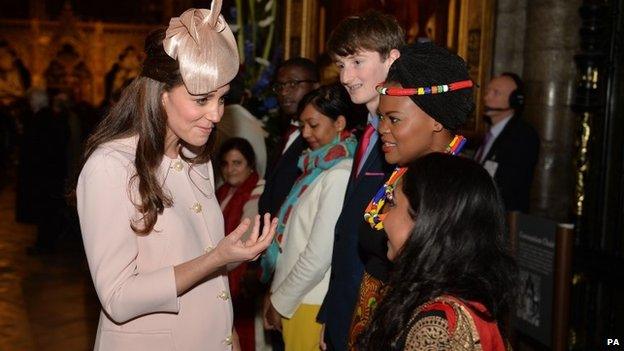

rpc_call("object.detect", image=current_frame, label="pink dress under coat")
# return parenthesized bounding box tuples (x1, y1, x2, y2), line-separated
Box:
(77, 135, 234, 350)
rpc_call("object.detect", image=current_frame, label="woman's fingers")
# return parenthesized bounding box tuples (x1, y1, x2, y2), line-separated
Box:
(262, 297, 274, 330)
(248, 216, 276, 251)
(228, 218, 251, 243)
(272, 312, 283, 332)
(319, 324, 327, 350)
(245, 215, 261, 245)
(263, 311, 273, 330)
(259, 214, 271, 240)
(223, 215, 278, 262)
(258, 217, 278, 243)
(266, 302, 283, 332)
(247, 219, 276, 258)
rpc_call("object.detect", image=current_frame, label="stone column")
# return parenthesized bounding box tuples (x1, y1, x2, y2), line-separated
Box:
(523, 0, 581, 221)
(492, 0, 527, 75)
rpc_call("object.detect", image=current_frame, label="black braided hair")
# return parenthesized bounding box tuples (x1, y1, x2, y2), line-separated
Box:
(386, 42, 474, 131)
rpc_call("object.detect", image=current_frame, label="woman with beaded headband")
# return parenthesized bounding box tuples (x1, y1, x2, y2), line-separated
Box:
(349, 42, 475, 348)
(75, 2, 277, 350)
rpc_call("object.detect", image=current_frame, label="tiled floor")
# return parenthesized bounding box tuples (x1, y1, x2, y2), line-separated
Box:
(0, 180, 99, 350)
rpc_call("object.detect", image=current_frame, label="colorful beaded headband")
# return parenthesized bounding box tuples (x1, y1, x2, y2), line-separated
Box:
(363, 134, 467, 231)
(376, 80, 474, 96)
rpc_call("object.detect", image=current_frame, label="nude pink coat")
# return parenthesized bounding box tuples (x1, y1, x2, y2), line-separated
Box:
(77, 136, 234, 350)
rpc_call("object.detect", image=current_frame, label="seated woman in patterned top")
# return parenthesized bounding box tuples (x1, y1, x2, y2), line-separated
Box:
(357, 153, 517, 350)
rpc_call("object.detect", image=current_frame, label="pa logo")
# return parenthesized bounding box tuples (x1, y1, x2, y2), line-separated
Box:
(607, 338, 620, 346)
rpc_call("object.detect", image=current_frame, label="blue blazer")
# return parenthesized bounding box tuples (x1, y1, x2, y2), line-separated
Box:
(317, 138, 393, 351)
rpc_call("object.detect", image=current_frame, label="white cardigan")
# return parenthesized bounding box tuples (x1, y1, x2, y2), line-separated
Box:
(270, 158, 352, 318)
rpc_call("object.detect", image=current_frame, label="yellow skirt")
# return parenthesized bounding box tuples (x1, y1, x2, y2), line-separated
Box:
(281, 304, 322, 351)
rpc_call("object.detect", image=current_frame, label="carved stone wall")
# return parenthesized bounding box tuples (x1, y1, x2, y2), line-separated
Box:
(0, 14, 155, 105)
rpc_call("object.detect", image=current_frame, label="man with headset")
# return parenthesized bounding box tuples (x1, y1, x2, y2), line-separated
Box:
(475, 72, 540, 212)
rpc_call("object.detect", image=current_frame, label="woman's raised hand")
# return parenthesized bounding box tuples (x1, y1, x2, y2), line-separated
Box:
(214, 213, 277, 265)
(174, 214, 276, 295)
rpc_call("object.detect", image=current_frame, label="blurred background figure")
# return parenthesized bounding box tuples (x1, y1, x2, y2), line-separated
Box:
(476, 73, 539, 213)
(258, 58, 320, 219)
(216, 137, 267, 351)
(15, 88, 49, 224)
(24, 89, 71, 254)
(0, 42, 30, 184)
(215, 73, 268, 178)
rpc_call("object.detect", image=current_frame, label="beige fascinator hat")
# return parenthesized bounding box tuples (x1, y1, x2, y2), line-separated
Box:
(163, 0, 239, 95)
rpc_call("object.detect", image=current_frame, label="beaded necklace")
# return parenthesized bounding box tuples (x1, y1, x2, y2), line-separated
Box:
(363, 134, 467, 230)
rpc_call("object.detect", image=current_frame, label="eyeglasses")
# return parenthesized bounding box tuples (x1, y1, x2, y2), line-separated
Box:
(271, 79, 317, 93)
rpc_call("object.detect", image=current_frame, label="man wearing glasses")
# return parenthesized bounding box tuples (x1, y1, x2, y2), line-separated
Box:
(259, 58, 319, 350)
(259, 58, 320, 219)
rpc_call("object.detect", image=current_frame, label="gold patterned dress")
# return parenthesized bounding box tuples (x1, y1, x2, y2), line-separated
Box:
(401, 296, 509, 351)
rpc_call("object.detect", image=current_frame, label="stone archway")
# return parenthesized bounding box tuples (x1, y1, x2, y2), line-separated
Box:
(103, 45, 142, 103)
(0, 41, 31, 106)
(44, 43, 92, 101)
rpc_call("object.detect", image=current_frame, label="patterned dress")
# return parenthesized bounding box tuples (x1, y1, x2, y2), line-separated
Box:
(400, 296, 509, 351)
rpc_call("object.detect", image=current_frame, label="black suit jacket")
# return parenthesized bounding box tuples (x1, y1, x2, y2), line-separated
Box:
(258, 135, 306, 217)
(317, 138, 393, 351)
(481, 116, 540, 212)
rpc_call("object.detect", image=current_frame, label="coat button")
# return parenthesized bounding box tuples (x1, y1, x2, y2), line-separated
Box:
(172, 161, 184, 171)
(204, 245, 213, 253)
(217, 290, 230, 300)
(223, 335, 232, 345)
(191, 203, 202, 213)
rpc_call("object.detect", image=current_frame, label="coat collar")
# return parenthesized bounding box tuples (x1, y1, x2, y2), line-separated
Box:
(107, 135, 214, 195)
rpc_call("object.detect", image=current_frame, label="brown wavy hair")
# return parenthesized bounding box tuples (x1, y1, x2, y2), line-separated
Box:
(80, 28, 213, 235)
(327, 10, 405, 59)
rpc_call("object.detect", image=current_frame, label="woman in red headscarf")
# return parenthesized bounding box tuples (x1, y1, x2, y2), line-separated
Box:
(217, 137, 265, 351)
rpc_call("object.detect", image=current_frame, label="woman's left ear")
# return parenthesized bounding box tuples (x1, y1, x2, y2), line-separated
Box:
(335, 115, 347, 132)
(432, 120, 444, 132)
